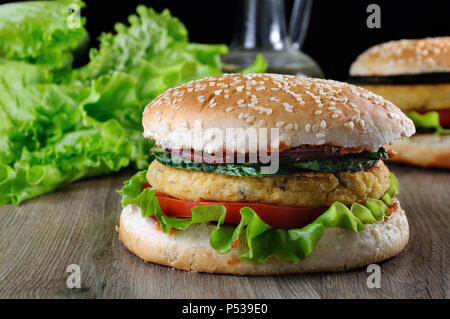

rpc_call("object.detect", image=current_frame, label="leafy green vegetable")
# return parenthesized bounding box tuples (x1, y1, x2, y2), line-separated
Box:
(118, 170, 226, 232)
(152, 149, 295, 176)
(71, 6, 227, 98)
(118, 170, 400, 264)
(407, 111, 450, 135)
(239, 54, 268, 74)
(0, 59, 156, 205)
(0, 0, 88, 69)
(291, 158, 380, 173)
(151, 148, 389, 175)
(1, 3, 253, 205)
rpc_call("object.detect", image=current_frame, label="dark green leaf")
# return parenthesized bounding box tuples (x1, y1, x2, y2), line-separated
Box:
(152, 148, 388, 175)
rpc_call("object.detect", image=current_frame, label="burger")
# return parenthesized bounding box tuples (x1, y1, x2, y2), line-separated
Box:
(349, 37, 450, 168)
(117, 74, 414, 275)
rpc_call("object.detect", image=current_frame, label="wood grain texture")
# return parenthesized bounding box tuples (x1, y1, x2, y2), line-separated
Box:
(0, 163, 448, 299)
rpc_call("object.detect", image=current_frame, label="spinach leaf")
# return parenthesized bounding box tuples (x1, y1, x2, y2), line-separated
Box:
(152, 148, 388, 176)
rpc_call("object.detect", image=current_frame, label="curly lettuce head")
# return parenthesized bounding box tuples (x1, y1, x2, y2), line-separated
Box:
(0, 1, 270, 206)
(0, 0, 88, 69)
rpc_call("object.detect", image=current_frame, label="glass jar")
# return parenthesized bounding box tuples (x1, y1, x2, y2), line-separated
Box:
(221, 0, 323, 78)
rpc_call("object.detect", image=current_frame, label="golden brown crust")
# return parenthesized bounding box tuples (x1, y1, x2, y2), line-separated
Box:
(357, 83, 450, 111)
(386, 134, 450, 168)
(142, 74, 414, 153)
(350, 37, 450, 76)
(118, 204, 409, 275)
(146, 160, 390, 208)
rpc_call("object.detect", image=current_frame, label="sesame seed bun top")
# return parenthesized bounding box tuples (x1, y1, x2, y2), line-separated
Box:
(350, 37, 450, 76)
(142, 74, 415, 154)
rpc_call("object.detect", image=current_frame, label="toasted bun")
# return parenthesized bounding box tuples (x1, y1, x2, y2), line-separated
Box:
(350, 37, 450, 76)
(118, 203, 409, 275)
(386, 134, 450, 168)
(142, 74, 414, 153)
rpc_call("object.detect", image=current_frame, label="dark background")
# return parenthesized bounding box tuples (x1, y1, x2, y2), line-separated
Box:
(3, 0, 449, 79)
(81, 0, 450, 80)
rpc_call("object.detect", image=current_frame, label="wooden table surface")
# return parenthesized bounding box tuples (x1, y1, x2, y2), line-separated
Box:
(0, 163, 448, 299)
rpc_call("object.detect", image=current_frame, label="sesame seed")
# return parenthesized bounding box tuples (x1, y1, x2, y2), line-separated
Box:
(225, 106, 234, 112)
(276, 121, 285, 127)
(246, 116, 255, 123)
(314, 110, 322, 115)
(285, 123, 293, 130)
(320, 120, 327, 128)
(305, 124, 311, 132)
(317, 139, 326, 145)
(285, 137, 292, 146)
(332, 113, 339, 119)
(344, 122, 354, 129)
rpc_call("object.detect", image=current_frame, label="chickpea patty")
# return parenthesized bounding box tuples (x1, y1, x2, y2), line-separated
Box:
(147, 160, 390, 208)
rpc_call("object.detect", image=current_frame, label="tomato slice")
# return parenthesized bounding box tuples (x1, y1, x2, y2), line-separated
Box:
(417, 109, 450, 127)
(437, 109, 450, 127)
(154, 191, 326, 230)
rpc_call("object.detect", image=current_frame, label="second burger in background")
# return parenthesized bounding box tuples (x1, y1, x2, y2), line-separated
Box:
(349, 37, 450, 168)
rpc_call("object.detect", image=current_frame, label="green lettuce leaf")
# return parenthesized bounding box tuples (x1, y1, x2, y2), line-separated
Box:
(0, 119, 133, 205)
(118, 170, 226, 232)
(239, 54, 268, 74)
(0, 1, 88, 69)
(0, 60, 155, 205)
(118, 170, 399, 264)
(0, 4, 232, 205)
(407, 111, 450, 135)
(72, 6, 227, 98)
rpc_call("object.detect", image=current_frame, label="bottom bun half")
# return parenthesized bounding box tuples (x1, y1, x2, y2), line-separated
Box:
(386, 134, 450, 169)
(118, 203, 409, 275)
